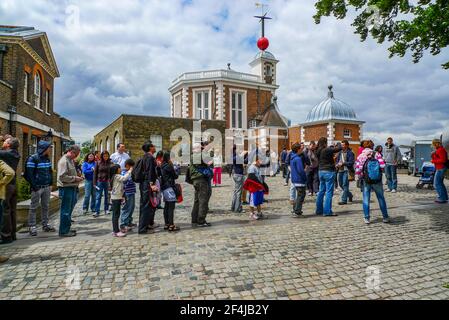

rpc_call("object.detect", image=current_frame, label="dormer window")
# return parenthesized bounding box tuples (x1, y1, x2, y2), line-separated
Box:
(265, 64, 272, 77)
(249, 119, 258, 128)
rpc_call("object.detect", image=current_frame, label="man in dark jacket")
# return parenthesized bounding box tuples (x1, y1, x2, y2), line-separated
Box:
(290, 143, 307, 216)
(0, 137, 21, 244)
(187, 143, 213, 227)
(280, 147, 288, 179)
(25, 140, 55, 236)
(137, 142, 158, 234)
(231, 146, 248, 213)
(336, 140, 355, 205)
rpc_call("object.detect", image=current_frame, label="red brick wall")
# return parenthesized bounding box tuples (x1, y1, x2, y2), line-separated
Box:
(304, 124, 328, 143)
(288, 126, 301, 148)
(223, 85, 271, 128)
(334, 123, 360, 141)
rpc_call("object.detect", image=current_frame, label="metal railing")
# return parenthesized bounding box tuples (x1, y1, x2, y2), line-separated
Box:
(172, 70, 261, 84)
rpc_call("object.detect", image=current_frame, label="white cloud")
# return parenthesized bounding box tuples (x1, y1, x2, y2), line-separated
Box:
(1, 0, 448, 146)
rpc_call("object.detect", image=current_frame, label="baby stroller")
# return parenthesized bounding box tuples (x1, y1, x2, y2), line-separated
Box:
(416, 162, 435, 190)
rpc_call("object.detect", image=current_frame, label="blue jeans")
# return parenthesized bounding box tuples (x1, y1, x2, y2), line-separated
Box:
(316, 170, 335, 215)
(385, 164, 398, 190)
(83, 180, 96, 211)
(289, 183, 296, 201)
(120, 193, 136, 228)
(434, 168, 448, 202)
(363, 182, 389, 220)
(95, 181, 109, 213)
(59, 187, 77, 235)
(338, 171, 353, 203)
(285, 167, 290, 184)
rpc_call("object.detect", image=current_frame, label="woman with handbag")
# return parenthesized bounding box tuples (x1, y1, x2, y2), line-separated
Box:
(160, 152, 180, 232)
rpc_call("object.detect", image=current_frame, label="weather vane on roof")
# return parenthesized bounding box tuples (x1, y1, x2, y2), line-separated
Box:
(254, 2, 271, 51)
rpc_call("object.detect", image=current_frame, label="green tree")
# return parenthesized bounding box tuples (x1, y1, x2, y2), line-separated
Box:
(314, 0, 449, 69)
(80, 140, 93, 163)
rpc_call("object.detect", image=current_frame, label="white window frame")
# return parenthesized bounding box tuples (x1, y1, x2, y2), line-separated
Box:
(105, 137, 110, 152)
(230, 89, 247, 130)
(265, 64, 272, 77)
(100, 140, 104, 153)
(24, 72, 30, 104)
(34, 73, 42, 110)
(150, 135, 163, 153)
(343, 129, 352, 139)
(249, 119, 258, 129)
(45, 89, 50, 115)
(114, 131, 120, 150)
(173, 92, 182, 118)
(30, 135, 38, 155)
(192, 88, 212, 120)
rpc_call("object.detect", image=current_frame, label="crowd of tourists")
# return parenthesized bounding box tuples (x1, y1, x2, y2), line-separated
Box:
(0, 133, 448, 264)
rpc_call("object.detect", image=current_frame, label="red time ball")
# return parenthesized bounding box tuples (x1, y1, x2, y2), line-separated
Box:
(257, 37, 269, 51)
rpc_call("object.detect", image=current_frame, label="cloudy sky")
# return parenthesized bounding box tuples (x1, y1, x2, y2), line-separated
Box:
(1, 0, 448, 146)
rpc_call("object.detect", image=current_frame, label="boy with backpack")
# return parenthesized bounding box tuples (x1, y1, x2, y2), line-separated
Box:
(120, 159, 137, 232)
(355, 147, 390, 225)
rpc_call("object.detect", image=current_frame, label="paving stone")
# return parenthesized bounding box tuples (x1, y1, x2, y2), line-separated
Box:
(0, 175, 448, 300)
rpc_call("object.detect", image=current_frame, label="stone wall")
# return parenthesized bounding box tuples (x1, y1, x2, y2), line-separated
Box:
(93, 115, 227, 161)
(303, 123, 328, 143)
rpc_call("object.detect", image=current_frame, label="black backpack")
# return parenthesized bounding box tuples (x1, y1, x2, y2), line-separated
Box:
(131, 154, 149, 183)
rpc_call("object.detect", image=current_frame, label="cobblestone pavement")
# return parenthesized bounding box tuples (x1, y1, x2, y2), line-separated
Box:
(0, 174, 448, 300)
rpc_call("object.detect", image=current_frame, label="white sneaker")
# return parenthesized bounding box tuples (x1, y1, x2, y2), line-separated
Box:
(364, 218, 370, 225)
(385, 189, 391, 192)
(112, 232, 126, 237)
(391, 189, 397, 193)
(284, 183, 288, 186)
(250, 214, 259, 220)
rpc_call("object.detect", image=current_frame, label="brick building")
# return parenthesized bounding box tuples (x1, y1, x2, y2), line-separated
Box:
(288, 85, 364, 151)
(93, 115, 226, 163)
(168, 50, 289, 153)
(0, 26, 72, 176)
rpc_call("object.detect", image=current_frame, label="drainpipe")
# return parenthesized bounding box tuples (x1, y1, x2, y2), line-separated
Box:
(7, 105, 17, 135)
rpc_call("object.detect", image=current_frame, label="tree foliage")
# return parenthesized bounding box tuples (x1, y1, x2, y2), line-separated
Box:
(314, 0, 449, 69)
(79, 140, 93, 162)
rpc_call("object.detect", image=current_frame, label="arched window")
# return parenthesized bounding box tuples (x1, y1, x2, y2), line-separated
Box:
(100, 140, 103, 152)
(34, 72, 42, 109)
(114, 131, 120, 151)
(105, 136, 110, 152)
